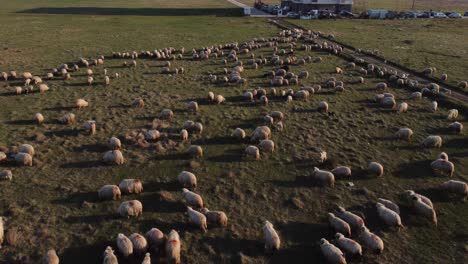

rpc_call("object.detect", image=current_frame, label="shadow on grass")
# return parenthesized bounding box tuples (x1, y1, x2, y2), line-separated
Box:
(52, 191, 98, 205)
(60, 160, 105, 168)
(394, 160, 433, 179)
(18, 7, 243, 17)
(44, 128, 82, 137)
(73, 143, 108, 153)
(60, 241, 112, 264)
(4, 119, 35, 125)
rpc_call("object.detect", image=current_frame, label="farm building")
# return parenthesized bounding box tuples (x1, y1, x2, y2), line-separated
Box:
(281, 0, 353, 12)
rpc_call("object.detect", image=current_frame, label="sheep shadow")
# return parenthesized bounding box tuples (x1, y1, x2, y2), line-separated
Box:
(44, 106, 75, 111)
(207, 151, 243, 163)
(202, 236, 264, 258)
(73, 143, 108, 153)
(191, 136, 238, 145)
(52, 191, 98, 205)
(59, 241, 112, 264)
(4, 119, 36, 125)
(444, 137, 468, 149)
(65, 214, 117, 224)
(153, 153, 189, 161)
(139, 192, 186, 213)
(60, 160, 104, 169)
(143, 180, 180, 192)
(394, 160, 433, 179)
(269, 176, 313, 188)
(44, 128, 82, 137)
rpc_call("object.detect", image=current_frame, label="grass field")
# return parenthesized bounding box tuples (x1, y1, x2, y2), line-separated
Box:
(294, 19, 468, 90)
(1, 1, 467, 264)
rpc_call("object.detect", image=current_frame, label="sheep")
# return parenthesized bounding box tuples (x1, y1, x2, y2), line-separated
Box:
(243, 91, 253, 101)
(43, 249, 60, 264)
(141, 253, 151, 264)
(102, 246, 118, 264)
(317, 101, 329, 113)
(368, 162, 384, 177)
(180, 129, 189, 141)
(232, 128, 246, 139)
(438, 152, 449, 161)
(335, 67, 343, 74)
(430, 159, 454, 177)
(358, 226, 384, 254)
(15, 86, 22, 95)
(207, 92, 215, 102)
(103, 150, 124, 165)
(34, 113, 44, 124)
(458, 81, 467, 89)
(411, 196, 437, 225)
(15, 153, 33, 166)
(260, 95, 268, 105)
(259, 139, 275, 153)
(116, 233, 133, 257)
(182, 188, 203, 208)
(39, 84, 49, 93)
(319, 238, 346, 264)
(441, 73, 448, 81)
(0, 217, 3, 248)
(441, 180, 467, 197)
(422, 135, 442, 148)
(19, 143, 35, 156)
(395, 127, 413, 141)
(186, 145, 203, 158)
(187, 101, 199, 113)
(331, 166, 351, 177)
(263, 220, 280, 252)
(76, 99, 89, 109)
(25, 78, 31, 86)
(187, 207, 207, 232)
(377, 198, 400, 214)
(298, 70, 309, 79)
(397, 102, 408, 113)
(215, 95, 225, 104)
(86, 69, 93, 76)
(193, 122, 203, 134)
(449, 121, 463, 133)
(335, 86, 345, 93)
(409, 92, 422, 100)
(328, 213, 351, 237)
(160, 109, 174, 120)
(245, 145, 260, 160)
(270, 111, 284, 122)
(132, 98, 145, 108)
(165, 230, 181, 264)
(109, 137, 121, 150)
(312, 167, 335, 188)
(404, 190, 433, 208)
(336, 206, 365, 230)
(118, 200, 143, 218)
(129, 233, 148, 255)
(335, 233, 362, 257)
(381, 96, 396, 109)
(87, 76, 94, 86)
(1, 72, 7, 81)
(201, 208, 228, 227)
(375, 82, 387, 91)
(447, 109, 458, 120)
(376, 203, 403, 229)
(146, 228, 165, 248)
(0, 170, 12, 181)
(85, 120, 96, 135)
(144, 129, 160, 141)
(99, 185, 121, 200)
(0, 152, 6, 162)
(178, 171, 197, 188)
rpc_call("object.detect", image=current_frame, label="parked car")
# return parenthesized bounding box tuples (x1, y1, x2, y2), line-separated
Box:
(464, 12, 468, 16)
(339, 10, 356, 18)
(319, 10, 336, 19)
(417, 12, 430, 18)
(286, 12, 299, 18)
(432, 12, 447, 18)
(448, 12, 462, 18)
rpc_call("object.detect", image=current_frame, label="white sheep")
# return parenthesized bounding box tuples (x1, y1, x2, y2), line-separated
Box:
(43, 249, 59, 264)
(0, 217, 3, 248)
(263, 220, 280, 252)
(331, 166, 352, 177)
(377, 198, 400, 214)
(404, 190, 433, 208)
(232, 128, 246, 139)
(76, 99, 89, 109)
(335, 233, 362, 257)
(317, 101, 329, 112)
(207, 91, 215, 102)
(368, 162, 384, 177)
(264, 115, 274, 125)
(187, 206, 207, 232)
(328, 213, 351, 237)
(180, 129, 189, 141)
(116, 233, 133, 257)
(118, 200, 143, 218)
(382, 96, 396, 109)
(201, 208, 228, 227)
(35, 113, 44, 124)
(0, 170, 12, 181)
(430, 159, 454, 177)
(0, 152, 6, 162)
(15, 86, 22, 95)
(119, 179, 143, 194)
(182, 188, 203, 208)
(270, 111, 284, 122)
(319, 238, 346, 264)
(411, 196, 437, 225)
(187, 101, 199, 113)
(146, 228, 165, 248)
(336, 206, 365, 230)
(160, 109, 174, 120)
(19, 143, 35, 156)
(397, 102, 408, 113)
(215, 95, 225, 104)
(312, 167, 335, 188)
(103, 150, 124, 165)
(431, 101, 438, 112)
(358, 226, 384, 254)
(449, 121, 463, 133)
(39, 84, 49, 93)
(15, 153, 33, 166)
(98, 185, 121, 200)
(409, 92, 422, 100)
(193, 122, 203, 134)
(165, 230, 181, 264)
(109, 137, 121, 150)
(105, 76, 110, 86)
(186, 145, 203, 158)
(178, 171, 197, 188)
(441, 180, 467, 197)
(447, 109, 458, 120)
(84, 120, 96, 135)
(375, 82, 387, 91)
(141, 253, 151, 264)
(259, 140, 275, 153)
(245, 145, 260, 160)
(144, 129, 160, 141)
(102, 246, 118, 264)
(129, 233, 148, 255)
(376, 203, 403, 229)
(132, 98, 145, 108)
(87, 76, 93, 86)
(422, 135, 442, 148)
(395, 127, 413, 141)
(438, 152, 448, 161)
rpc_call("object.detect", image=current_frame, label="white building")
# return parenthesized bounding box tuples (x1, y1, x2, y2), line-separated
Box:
(281, 0, 353, 12)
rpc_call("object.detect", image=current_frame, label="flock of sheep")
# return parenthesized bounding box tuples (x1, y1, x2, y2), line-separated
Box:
(0, 27, 466, 264)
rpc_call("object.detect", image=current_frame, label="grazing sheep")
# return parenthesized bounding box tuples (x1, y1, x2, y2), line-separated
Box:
(86, 69, 93, 76)
(377, 198, 400, 214)
(245, 145, 260, 160)
(0, 152, 6, 162)
(335, 67, 343, 74)
(186, 145, 203, 158)
(43, 249, 60, 264)
(395, 127, 413, 141)
(160, 109, 174, 120)
(381, 96, 396, 109)
(431, 101, 438, 112)
(178, 171, 197, 188)
(232, 128, 246, 139)
(193, 122, 203, 134)
(35, 113, 44, 124)
(358, 226, 384, 254)
(182, 188, 203, 208)
(19, 143, 35, 156)
(187, 101, 199, 113)
(87, 76, 93, 86)
(441, 180, 467, 197)
(336, 206, 365, 230)
(141, 253, 151, 264)
(103, 150, 124, 165)
(109, 137, 121, 150)
(319, 238, 346, 264)
(430, 159, 454, 177)
(119, 179, 143, 194)
(458, 81, 467, 89)
(144, 129, 160, 141)
(295, 90, 309, 100)
(409, 92, 422, 100)
(260, 95, 268, 105)
(180, 129, 189, 141)
(39, 84, 49, 93)
(201, 208, 228, 227)
(411, 196, 437, 225)
(118, 200, 143, 218)
(263, 220, 280, 252)
(146, 228, 165, 248)
(129, 233, 148, 255)
(312, 167, 335, 188)
(85, 120, 96, 135)
(0, 217, 3, 248)
(103, 246, 118, 264)
(15, 153, 33, 166)
(270, 111, 284, 122)
(243, 91, 253, 101)
(376, 203, 403, 229)
(317, 101, 329, 112)
(404, 190, 433, 208)
(331, 166, 352, 177)
(441, 73, 448, 81)
(187, 207, 207, 232)
(368, 162, 384, 177)
(438, 152, 448, 161)
(15, 86, 22, 95)
(335, 233, 362, 257)
(335, 86, 345, 93)
(207, 92, 215, 102)
(0, 170, 12, 181)
(98, 185, 121, 200)
(447, 109, 458, 120)
(422, 135, 442, 148)
(132, 98, 145, 108)
(215, 95, 225, 104)
(397, 102, 408, 113)
(375, 82, 387, 91)
(449, 122, 463, 133)
(328, 213, 351, 237)
(165, 230, 181, 264)
(76, 99, 89, 109)
(259, 139, 275, 153)
(116, 233, 133, 257)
